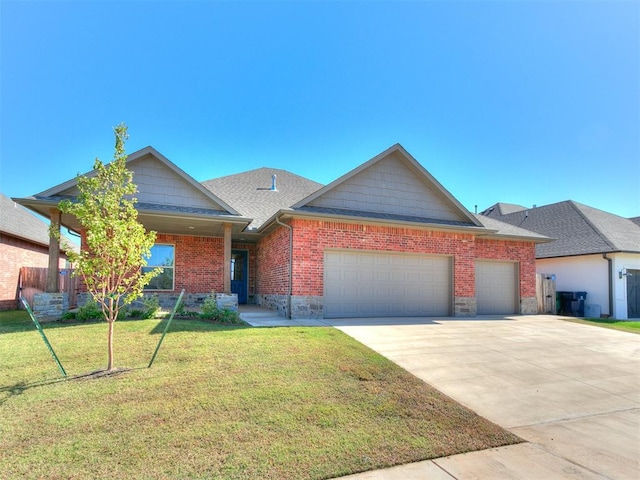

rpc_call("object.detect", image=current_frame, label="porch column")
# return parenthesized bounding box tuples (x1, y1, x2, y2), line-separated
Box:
(46, 208, 61, 292)
(223, 223, 232, 294)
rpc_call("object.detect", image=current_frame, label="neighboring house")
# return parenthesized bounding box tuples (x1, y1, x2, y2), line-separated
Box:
(482, 201, 640, 319)
(16, 144, 549, 319)
(0, 192, 75, 310)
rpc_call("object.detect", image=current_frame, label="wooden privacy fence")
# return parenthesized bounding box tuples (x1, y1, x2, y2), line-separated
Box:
(19, 267, 78, 309)
(536, 273, 556, 314)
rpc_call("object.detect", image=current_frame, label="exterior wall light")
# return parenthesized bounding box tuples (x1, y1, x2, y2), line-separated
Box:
(619, 268, 632, 279)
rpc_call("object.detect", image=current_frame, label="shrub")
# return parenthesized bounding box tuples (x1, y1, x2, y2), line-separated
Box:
(142, 295, 160, 319)
(218, 308, 243, 324)
(175, 300, 186, 316)
(116, 307, 129, 320)
(200, 293, 219, 319)
(61, 311, 76, 321)
(199, 292, 243, 324)
(76, 300, 102, 321)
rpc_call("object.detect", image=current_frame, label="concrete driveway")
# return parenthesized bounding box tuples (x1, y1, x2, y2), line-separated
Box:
(328, 315, 640, 479)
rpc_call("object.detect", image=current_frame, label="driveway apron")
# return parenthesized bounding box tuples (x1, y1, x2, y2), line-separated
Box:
(330, 315, 640, 480)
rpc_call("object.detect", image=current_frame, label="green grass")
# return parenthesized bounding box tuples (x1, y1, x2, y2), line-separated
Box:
(1, 310, 521, 479)
(561, 316, 640, 334)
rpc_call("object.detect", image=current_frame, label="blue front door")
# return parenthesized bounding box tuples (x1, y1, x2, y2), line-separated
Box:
(231, 250, 248, 304)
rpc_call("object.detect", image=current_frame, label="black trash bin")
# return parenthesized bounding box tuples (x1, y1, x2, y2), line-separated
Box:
(556, 292, 574, 315)
(556, 291, 588, 317)
(574, 291, 587, 317)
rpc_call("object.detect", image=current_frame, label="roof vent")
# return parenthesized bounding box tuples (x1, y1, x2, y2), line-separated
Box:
(271, 174, 278, 191)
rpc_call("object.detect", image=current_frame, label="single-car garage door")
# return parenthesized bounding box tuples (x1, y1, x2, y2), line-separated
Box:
(324, 250, 452, 318)
(476, 260, 519, 314)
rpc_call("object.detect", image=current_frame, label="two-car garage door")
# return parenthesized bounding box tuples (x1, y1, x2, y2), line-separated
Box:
(324, 250, 452, 318)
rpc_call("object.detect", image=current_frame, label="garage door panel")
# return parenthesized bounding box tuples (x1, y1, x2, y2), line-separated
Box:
(324, 250, 451, 318)
(476, 261, 518, 315)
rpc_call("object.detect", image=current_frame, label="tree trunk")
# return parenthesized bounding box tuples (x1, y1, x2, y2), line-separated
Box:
(107, 320, 114, 371)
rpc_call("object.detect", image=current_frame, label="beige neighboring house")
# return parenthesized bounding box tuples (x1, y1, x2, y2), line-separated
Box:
(0, 192, 77, 310)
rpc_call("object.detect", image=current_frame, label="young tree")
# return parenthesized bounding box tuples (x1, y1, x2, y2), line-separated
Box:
(57, 123, 159, 371)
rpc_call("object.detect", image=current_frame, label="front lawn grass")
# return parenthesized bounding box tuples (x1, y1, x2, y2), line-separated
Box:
(560, 316, 640, 334)
(1, 310, 521, 479)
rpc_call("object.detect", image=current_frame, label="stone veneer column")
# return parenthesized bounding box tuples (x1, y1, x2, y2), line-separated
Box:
(33, 292, 69, 322)
(454, 297, 477, 316)
(520, 297, 538, 315)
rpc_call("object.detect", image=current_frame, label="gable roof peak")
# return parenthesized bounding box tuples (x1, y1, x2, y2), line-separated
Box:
(293, 144, 482, 227)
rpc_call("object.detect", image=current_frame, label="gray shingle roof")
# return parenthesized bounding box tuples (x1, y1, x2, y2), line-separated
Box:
(630, 217, 640, 227)
(1, 192, 78, 250)
(481, 202, 527, 216)
(473, 214, 551, 241)
(481, 200, 640, 257)
(202, 168, 322, 230)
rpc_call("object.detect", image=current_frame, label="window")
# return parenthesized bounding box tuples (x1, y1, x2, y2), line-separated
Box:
(143, 244, 175, 290)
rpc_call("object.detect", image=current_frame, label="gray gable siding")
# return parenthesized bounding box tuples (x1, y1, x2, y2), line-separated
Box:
(130, 155, 225, 211)
(307, 153, 464, 222)
(58, 154, 226, 212)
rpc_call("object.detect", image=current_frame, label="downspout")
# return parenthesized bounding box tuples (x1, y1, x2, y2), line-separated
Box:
(276, 215, 293, 319)
(603, 253, 613, 318)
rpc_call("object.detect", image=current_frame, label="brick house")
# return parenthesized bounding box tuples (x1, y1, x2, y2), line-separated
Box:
(16, 144, 548, 319)
(0, 192, 73, 310)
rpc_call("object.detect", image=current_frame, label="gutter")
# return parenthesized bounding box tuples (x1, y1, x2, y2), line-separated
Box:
(275, 215, 293, 319)
(603, 253, 613, 317)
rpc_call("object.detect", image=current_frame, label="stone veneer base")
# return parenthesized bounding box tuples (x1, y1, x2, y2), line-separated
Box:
(33, 292, 69, 322)
(454, 296, 477, 317)
(78, 292, 238, 312)
(520, 296, 538, 315)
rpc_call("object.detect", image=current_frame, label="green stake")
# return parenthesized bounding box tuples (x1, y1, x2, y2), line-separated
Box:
(20, 298, 67, 377)
(148, 289, 185, 368)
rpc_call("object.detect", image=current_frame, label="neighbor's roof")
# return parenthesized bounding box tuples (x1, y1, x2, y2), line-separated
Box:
(0, 192, 78, 251)
(630, 216, 640, 227)
(481, 202, 527, 216)
(480, 200, 640, 257)
(202, 168, 322, 230)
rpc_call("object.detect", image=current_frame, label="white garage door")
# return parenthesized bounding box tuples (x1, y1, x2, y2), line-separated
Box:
(324, 250, 452, 318)
(476, 260, 519, 314)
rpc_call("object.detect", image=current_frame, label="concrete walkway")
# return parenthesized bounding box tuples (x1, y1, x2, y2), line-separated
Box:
(239, 308, 640, 479)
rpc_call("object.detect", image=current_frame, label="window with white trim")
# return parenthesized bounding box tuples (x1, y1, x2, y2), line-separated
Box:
(143, 244, 175, 290)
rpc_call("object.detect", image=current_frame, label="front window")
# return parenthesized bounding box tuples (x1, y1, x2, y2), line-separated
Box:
(143, 244, 175, 290)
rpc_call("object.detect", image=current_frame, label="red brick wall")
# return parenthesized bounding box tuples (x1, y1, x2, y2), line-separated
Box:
(256, 225, 290, 295)
(77, 233, 258, 297)
(0, 233, 67, 310)
(155, 234, 224, 293)
(288, 219, 479, 297)
(259, 219, 537, 300)
(476, 238, 537, 297)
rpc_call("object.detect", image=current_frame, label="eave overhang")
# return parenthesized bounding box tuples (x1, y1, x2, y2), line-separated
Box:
(13, 196, 253, 238)
(259, 208, 496, 237)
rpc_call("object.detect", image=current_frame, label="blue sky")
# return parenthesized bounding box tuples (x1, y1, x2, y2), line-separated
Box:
(1, 0, 638, 218)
